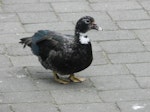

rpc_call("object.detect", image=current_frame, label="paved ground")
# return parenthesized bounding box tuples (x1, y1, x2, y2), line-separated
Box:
(0, 0, 150, 112)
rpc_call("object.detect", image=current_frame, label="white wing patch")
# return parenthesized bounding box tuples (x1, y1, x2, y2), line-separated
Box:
(79, 33, 90, 44)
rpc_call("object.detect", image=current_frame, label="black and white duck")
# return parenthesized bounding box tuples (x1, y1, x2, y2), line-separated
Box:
(20, 16, 102, 84)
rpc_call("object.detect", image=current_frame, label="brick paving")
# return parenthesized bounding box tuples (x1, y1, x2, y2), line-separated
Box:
(0, 0, 150, 112)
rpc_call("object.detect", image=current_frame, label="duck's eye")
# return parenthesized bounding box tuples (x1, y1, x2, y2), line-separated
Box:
(85, 20, 90, 24)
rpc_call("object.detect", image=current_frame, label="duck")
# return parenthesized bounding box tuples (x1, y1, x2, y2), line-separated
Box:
(19, 16, 102, 84)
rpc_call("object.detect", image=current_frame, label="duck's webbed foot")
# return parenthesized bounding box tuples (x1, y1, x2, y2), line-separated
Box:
(69, 74, 86, 83)
(53, 71, 70, 84)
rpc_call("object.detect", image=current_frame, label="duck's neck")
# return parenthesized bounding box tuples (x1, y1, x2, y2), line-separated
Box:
(75, 31, 90, 44)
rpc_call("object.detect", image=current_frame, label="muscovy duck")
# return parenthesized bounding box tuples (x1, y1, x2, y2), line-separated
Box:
(20, 16, 102, 84)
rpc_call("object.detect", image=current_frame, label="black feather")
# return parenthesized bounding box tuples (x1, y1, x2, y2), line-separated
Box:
(19, 37, 32, 48)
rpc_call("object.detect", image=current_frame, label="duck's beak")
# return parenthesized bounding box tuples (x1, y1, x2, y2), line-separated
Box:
(91, 23, 103, 31)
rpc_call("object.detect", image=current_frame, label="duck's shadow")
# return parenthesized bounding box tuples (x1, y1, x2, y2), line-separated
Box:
(26, 66, 93, 89)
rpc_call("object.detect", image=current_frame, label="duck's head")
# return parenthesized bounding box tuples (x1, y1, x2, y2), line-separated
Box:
(75, 16, 102, 35)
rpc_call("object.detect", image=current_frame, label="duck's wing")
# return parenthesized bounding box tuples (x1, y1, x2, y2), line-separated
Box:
(33, 30, 71, 60)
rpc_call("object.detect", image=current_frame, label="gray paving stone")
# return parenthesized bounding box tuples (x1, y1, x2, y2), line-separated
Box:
(1, 91, 54, 103)
(90, 1, 142, 11)
(0, 13, 19, 22)
(10, 56, 41, 67)
(0, 55, 12, 68)
(0, 105, 11, 112)
(51, 2, 91, 13)
(136, 77, 150, 88)
(51, 89, 102, 104)
(58, 12, 111, 22)
(34, 78, 94, 91)
(24, 22, 74, 32)
(6, 44, 32, 56)
(126, 63, 150, 76)
(41, 0, 86, 2)
(0, 44, 6, 54)
(92, 42, 102, 52)
(0, 22, 25, 34)
(0, 78, 38, 92)
(134, 29, 150, 42)
(59, 30, 74, 35)
(0, 67, 26, 78)
(12, 103, 58, 112)
(140, 1, 150, 10)
(59, 103, 120, 112)
(89, 0, 137, 2)
(133, 30, 150, 51)
(91, 75, 139, 91)
(144, 45, 150, 51)
(96, 20, 118, 30)
(18, 12, 58, 24)
(117, 20, 150, 30)
(89, 30, 136, 41)
(99, 89, 150, 102)
(26, 66, 51, 79)
(0, 33, 33, 44)
(108, 10, 150, 21)
(138, 0, 149, 2)
(118, 101, 150, 112)
(92, 52, 108, 65)
(79, 64, 129, 77)
(108, 52, 150, 64)
(148, 11, 150, 15)
(3, 3, 52, 12)
(2, 0, 39, 4)
(100, 40, 145, 53)
(0, 9, 2, 13)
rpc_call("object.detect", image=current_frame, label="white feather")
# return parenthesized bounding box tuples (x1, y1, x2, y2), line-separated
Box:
(79, 33, 90, 44)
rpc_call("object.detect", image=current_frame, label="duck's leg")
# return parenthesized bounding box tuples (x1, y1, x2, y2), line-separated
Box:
(53, 71, 70, 84)
(69, 74, 86, 83)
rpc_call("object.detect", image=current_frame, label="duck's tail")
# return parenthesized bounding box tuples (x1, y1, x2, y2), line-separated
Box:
(19, 37, 32, 48)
